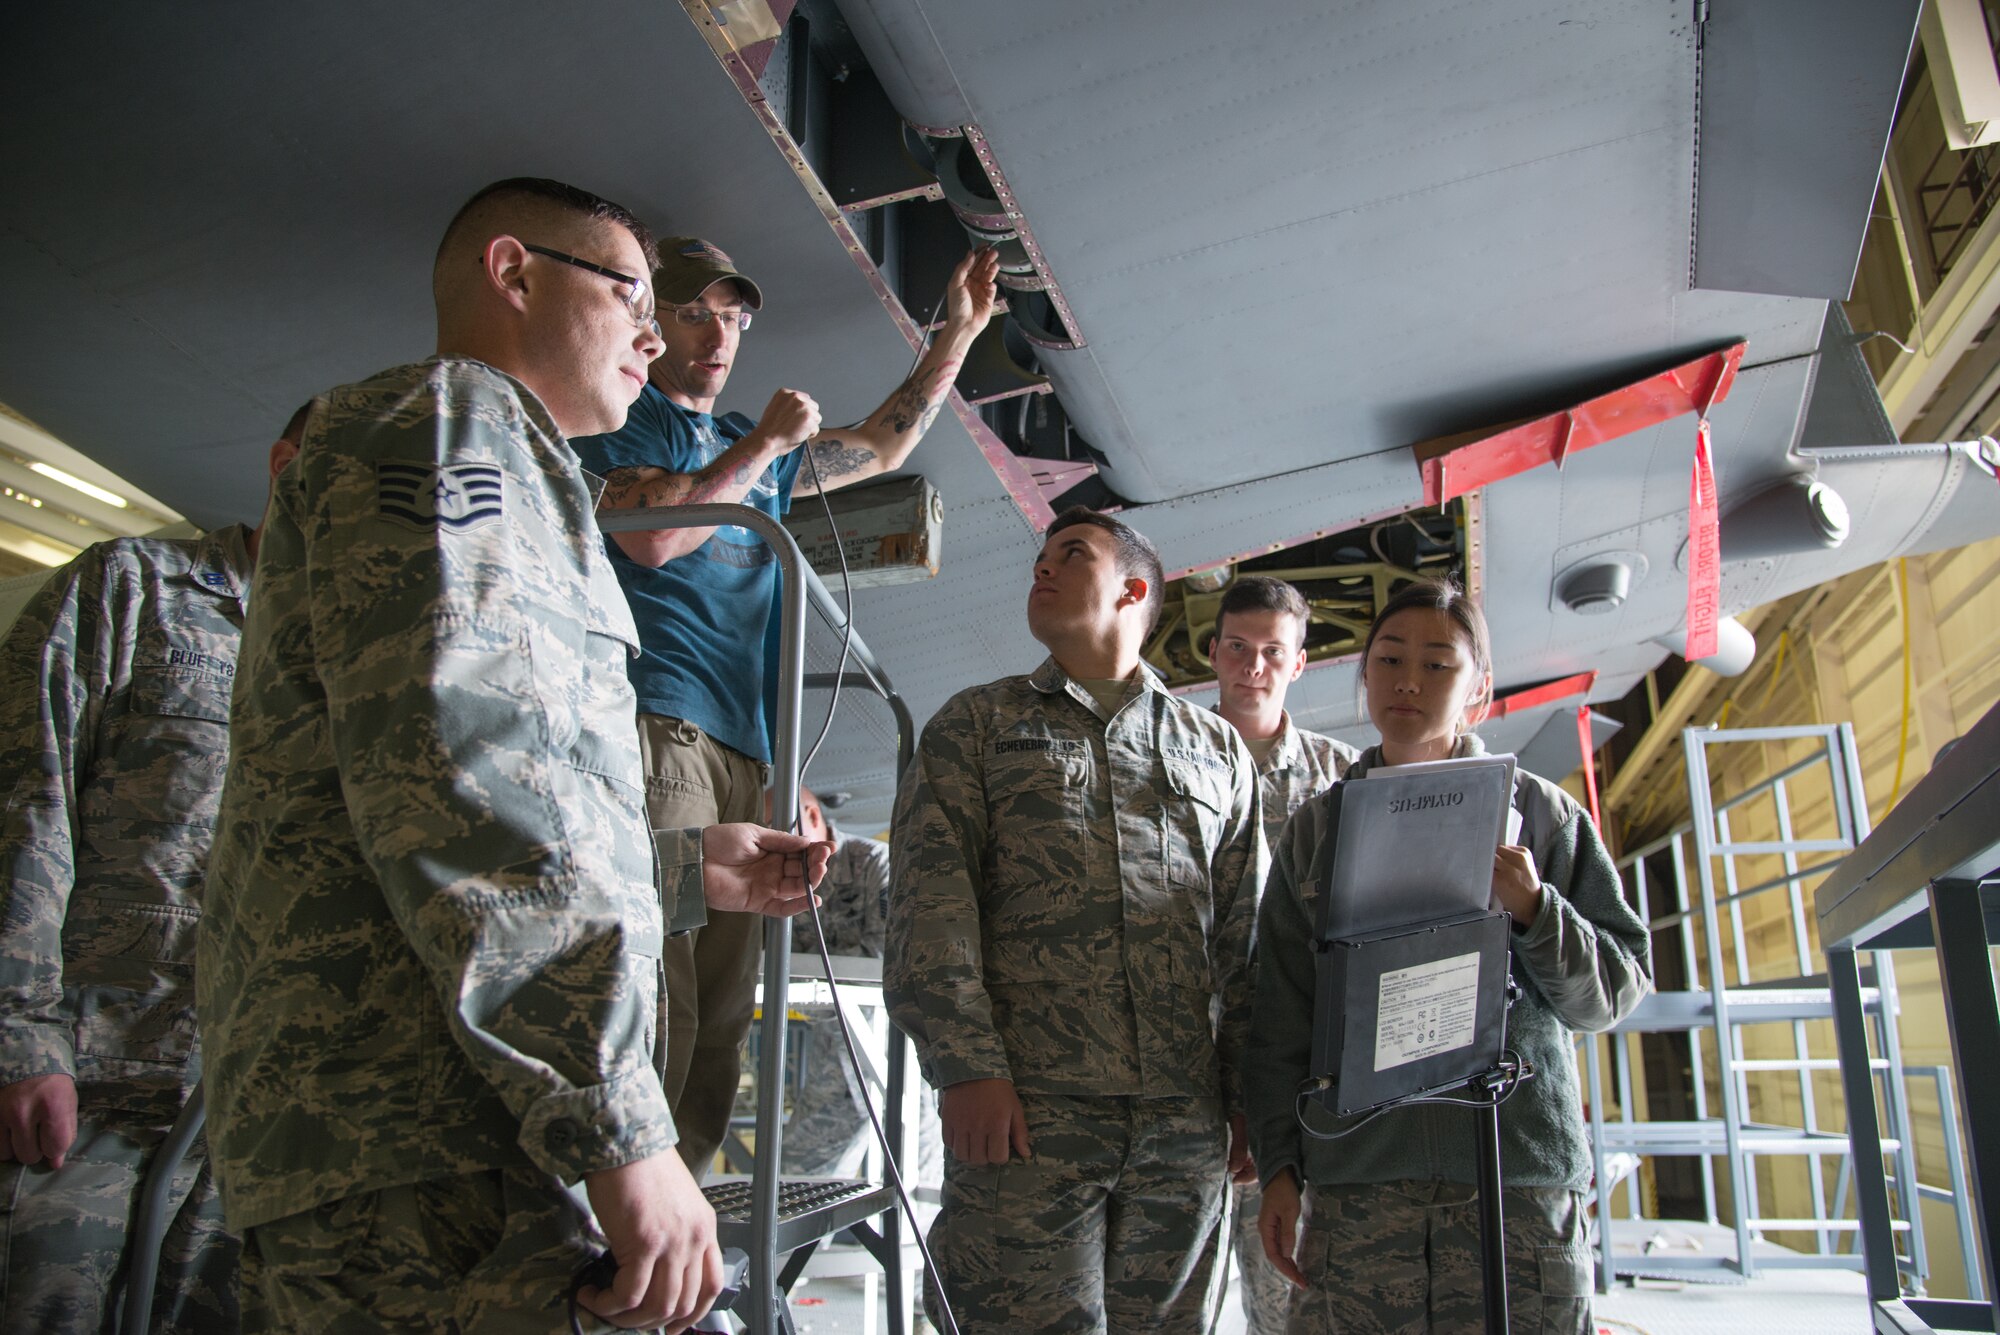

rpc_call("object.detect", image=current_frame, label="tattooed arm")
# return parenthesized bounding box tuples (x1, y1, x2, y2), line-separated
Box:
(600, 389, 822, 566)
(793, 247, 1001, 497)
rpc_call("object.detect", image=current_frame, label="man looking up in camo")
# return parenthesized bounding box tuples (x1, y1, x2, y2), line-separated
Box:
(0, 405, 306, 1334)
(198, 178, 829, 1334)
(1207, 575, 1357, 1335)
(885, 506, 1265, 1334)
(573, 240, 998, 1181)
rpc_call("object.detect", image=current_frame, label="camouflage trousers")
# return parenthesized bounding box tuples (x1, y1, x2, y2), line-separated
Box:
(242, 1165, 615, 1334)
(781, 1009, 872, 1178)
(928, 1092, 1227, 1335)
(1285, 1180, 1592, 1334)
(780, 1010, 943, 1187)
(0, 1113, 245, 1335)
(639, 712, 766, 1181)
(1231, 1179, 1292, 1334)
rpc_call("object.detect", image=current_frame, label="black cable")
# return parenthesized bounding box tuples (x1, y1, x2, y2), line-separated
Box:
(795, 437, 856, 779)
(775, 283, 963, 1334)
(1294, 1051, 1530, 1143)
(794, 870, 962, 1335)
(794, 285, 945, 778)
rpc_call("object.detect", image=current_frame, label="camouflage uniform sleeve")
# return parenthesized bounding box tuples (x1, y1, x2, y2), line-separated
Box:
(0, 558, 99, 1085)
(1245, 804, 1319, 1189)
(855, 838, 891, 957)
(884, 695, 1012, 1088)
(1511, 801, 1653, 1033)
(655, 826, 703, 923)
(309, 392, 675, 1182)
(1211, 732, 1267, 1112)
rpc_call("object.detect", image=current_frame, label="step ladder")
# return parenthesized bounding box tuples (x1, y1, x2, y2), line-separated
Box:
(1583, 724, 1936, 1289)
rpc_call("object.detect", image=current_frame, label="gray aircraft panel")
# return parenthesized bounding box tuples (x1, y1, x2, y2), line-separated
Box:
(0, 0, 1985, 839)
(1693, 0, 1922, 299)
(840, 0, 1853, 503)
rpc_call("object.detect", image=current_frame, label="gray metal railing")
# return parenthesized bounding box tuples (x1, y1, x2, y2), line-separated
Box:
(1581, 724, 1971, 1294)
(601, 502, 920, 1335)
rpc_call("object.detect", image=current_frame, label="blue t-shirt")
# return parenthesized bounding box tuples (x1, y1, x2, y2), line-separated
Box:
(573, 383, 803, 764)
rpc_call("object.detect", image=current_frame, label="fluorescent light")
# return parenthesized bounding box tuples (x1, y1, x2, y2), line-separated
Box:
(29, 461, 128, 509)
(0, 532, 78, 567)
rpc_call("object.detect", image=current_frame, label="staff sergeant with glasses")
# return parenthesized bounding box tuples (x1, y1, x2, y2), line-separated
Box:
(199, 178, 830, 1333)
(573, 238, 999, 1178)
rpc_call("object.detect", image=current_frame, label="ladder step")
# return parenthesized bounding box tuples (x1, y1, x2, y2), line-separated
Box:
(1709, 839, 1854, 857)
(1731, 1058, 1887, 1071)
(1597, 1122, 1898, 1155)
(1747, 1218, 1911, 1233)
(1610, 988, 1881, 1031)
(703, 1176, 897, 1257)
(1734, 969, 1879, 992)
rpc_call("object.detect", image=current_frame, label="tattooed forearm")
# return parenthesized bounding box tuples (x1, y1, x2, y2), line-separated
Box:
(805, 436, 878, 481)
(881, 357, 963, 437)
(680, 454, 758, 504)
(883, 380, 928, 435)
(601, 465, 684, 510)
(602, 452, 765, 510)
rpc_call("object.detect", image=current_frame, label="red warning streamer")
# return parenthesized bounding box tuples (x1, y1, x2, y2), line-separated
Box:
(1576, 704, 1602, 828)
(1415, 343, 1745, 506)
(1486, 670, 1597, 722)
(1685, 419, 1721, 661)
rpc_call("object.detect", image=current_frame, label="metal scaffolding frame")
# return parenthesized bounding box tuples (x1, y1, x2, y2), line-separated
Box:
(1817, 698, 2000, 1335)
(1582, 723, 1966, 1291)
(600, 503, 919, 1335)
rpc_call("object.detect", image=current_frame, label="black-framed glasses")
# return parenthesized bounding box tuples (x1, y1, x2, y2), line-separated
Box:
(666, 303, 754, 332)
(517, 243, 661, 337)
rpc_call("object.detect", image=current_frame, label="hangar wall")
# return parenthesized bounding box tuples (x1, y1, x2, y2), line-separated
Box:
(1583, 530, 2000, 1298)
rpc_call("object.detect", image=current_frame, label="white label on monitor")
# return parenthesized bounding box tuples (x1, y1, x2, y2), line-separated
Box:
(1374, 951, 1480, 1072)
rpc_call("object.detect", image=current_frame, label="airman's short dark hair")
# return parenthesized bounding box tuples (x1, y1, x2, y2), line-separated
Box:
(434, 177, 657, 286)
(1044, 506, 1165, 635)
(1216, 576, 1311, 650)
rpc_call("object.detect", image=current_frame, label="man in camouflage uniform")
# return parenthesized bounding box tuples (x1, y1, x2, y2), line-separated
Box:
(781, 787, 890, 1178)
(1206, 576, 1357, 1335)
(0, 408, 307, 1334)
(886, 507, 1265, 1335)
(197, 178, 827, 1334)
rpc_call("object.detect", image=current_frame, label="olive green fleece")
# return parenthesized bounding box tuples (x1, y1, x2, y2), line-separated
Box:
(1246, 737, 1651, 1192)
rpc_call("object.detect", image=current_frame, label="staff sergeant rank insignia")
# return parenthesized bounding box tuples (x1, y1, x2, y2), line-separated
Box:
(376, 461, 504, 533)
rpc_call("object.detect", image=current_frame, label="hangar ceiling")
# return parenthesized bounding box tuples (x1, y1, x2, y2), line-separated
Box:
(3, 0, 1983, 834)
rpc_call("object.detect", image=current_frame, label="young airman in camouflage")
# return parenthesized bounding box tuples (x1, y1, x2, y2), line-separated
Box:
(886, 507, 1265, 1335)
(1207, 576, 1357, 1335)
(1248, 579, 1650, 1334)
(196, 178, 828, 1334)
(0, 408, 303, 1334)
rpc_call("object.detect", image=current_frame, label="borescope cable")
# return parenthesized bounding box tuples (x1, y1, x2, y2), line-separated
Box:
(780, 280, 964, 1335)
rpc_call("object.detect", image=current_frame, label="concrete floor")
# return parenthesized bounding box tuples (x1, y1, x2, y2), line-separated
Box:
(767, 1250, 1878, 1334)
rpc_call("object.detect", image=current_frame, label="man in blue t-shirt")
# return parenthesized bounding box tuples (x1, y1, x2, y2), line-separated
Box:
(574, 236, 998, 1175)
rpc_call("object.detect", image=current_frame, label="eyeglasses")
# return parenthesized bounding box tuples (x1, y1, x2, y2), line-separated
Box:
(517, 243, 662, 338)
(665, 304, 754, 332)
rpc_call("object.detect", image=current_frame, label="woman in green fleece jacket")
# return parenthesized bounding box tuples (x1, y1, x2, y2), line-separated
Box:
(1247, 579, 1651, 1334)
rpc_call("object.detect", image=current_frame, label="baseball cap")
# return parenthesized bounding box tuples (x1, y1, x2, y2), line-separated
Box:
(654, 236, 764, 311)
